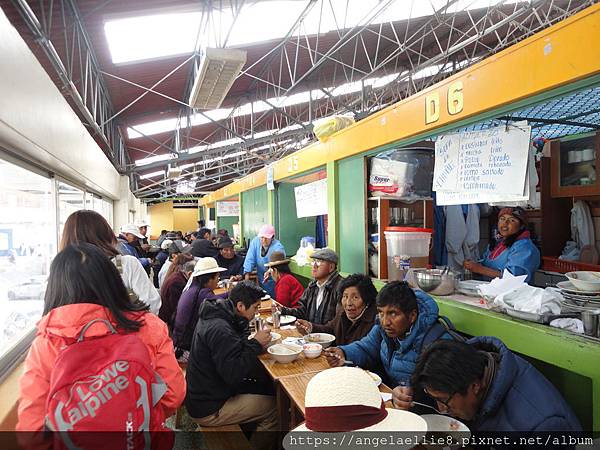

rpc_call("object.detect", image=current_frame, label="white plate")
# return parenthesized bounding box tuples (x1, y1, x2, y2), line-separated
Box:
(562, 293, 600, 303)
(558, 280, 600, 294)
(364, 370, 381, 386)
(456, 280, 488, 297)
(266, 315, 296, 325)
(261, 295, 271, 300)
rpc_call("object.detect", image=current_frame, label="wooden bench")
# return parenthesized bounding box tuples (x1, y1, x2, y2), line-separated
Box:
(174, 361, 187, 429)
(197, 424, 251, 450)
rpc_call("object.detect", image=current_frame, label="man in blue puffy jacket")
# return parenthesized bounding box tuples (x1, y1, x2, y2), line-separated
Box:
(411, 338, 582, 433)
(324, 281, 453, 386)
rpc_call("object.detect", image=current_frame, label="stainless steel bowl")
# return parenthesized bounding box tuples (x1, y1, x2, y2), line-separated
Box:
(413, 269, 456, 296)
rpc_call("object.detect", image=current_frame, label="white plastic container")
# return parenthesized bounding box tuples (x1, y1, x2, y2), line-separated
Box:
(384, 227, 432, 281)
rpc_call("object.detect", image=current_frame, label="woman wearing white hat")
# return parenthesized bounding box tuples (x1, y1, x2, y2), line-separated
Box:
(172, 257, 227, 360)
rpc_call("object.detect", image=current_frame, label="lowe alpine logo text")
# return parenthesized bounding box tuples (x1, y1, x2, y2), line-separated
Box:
(54, 361, 130, 427)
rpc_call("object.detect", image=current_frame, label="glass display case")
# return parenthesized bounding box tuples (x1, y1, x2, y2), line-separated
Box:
(551, 132, 600, 198)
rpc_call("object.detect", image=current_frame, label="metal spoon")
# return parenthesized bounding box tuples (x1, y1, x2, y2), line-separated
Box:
(411, 400, 448, 415)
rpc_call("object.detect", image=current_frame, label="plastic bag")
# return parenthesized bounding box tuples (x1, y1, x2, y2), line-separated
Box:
(313, 115, 355, 142)
(292, 243, 315, 266)
(368, 148, 433, 199)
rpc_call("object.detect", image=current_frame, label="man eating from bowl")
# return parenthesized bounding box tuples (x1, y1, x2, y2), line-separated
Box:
(185, 281, 278, 436)
(324, 281, 454, 386)
(275, 248, 343, 325)
(408, 339, 581, 434)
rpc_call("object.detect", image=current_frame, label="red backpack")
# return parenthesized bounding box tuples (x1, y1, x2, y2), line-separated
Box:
(45, 319, 169, 447)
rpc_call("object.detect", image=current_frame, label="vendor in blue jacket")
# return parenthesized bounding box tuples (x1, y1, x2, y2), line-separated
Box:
(411, 338, 582, 433)
(242, 224, 285, 298)
(323, 281, 452, 385)
(464, 207, 540, 283)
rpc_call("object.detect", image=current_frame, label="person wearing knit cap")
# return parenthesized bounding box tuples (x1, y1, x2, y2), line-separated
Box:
(242, 224, 285, 298)
(463, 206, 539, 282)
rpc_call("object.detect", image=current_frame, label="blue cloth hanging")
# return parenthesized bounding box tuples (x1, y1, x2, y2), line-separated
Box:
(316, 215, 327, 248)
(433, 192, 447, 267)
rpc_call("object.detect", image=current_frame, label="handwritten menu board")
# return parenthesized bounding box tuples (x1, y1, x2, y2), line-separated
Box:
(216, 201, 240, 217)
(294, 179, 328, 218)
(433, 123, 531, 205)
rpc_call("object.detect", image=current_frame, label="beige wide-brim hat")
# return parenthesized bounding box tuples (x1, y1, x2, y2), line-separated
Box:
(292, 367, 428, 433)
(191, 257, 227, 277)
(264, 251, 290, 268)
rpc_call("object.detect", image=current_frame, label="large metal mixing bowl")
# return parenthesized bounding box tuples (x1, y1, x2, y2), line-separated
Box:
(413, 268, 456, 296)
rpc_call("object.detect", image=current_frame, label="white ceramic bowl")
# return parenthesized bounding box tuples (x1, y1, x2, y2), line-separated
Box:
(421, 414, 470, 449)
(267, 343, 302, 363)
(304, 333, 336, 348)
(248, 331, 281, 347)
(566, 271, 600, 292)
(302, 343, 323, 359)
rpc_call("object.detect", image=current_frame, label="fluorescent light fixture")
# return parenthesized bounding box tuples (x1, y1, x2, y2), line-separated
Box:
(104, 11, 202, 64)
(139, 170, 165, 180)
(188, 48, 247, 110)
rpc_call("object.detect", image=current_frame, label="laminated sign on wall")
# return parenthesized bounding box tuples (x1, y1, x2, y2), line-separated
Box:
(216, 201, 240, 217)
(433, 122, 531, 205)
(294, 179, 328, 218)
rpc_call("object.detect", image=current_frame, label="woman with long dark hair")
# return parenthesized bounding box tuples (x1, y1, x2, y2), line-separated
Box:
(17, 243, 185, 431)
(158, 253, 195, 329)
(60, 210, 161, 313)
(463, 207, 540, 282)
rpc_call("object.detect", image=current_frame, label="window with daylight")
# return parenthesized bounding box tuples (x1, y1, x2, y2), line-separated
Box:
(0, 158, 54, 371)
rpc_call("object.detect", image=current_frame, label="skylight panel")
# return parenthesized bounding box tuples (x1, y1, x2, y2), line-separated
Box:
(139, 170, 165, 180)
(128, 118, 179, 139)
(104, 11, 202, 64)
(135, 153, 174, 167)
(225, 2, 308, 48)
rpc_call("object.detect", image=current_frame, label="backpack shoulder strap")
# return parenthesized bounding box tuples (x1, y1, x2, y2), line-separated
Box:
(113, 254, 123, 274)
(420, 315, 466, 352)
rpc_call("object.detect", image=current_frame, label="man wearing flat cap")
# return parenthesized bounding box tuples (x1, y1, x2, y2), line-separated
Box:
(277, 248, 343, 325)
(215, 237, 244, 281)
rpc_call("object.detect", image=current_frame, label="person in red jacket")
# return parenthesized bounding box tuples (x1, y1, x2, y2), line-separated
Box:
(17, 243, 185, 432)
(263, 251, 304, 308)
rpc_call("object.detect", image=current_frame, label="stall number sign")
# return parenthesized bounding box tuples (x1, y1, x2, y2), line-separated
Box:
(425, 81, 464, 124)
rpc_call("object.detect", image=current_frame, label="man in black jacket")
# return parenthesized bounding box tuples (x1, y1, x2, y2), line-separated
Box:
(189, 227, 220, 258)
(278, 248, 343, 324)
(185, 281, 277, 433)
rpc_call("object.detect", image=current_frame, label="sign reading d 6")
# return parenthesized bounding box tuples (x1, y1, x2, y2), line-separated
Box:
(425, 81, 464, 124)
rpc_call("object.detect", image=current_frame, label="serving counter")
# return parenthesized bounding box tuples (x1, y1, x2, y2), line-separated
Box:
(289, 262, 600, 432)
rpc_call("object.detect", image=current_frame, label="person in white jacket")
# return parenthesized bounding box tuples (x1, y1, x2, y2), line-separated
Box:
(59, 210, 161, 314)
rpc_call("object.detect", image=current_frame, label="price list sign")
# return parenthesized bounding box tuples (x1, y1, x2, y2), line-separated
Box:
(433, 123, 531, 205)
